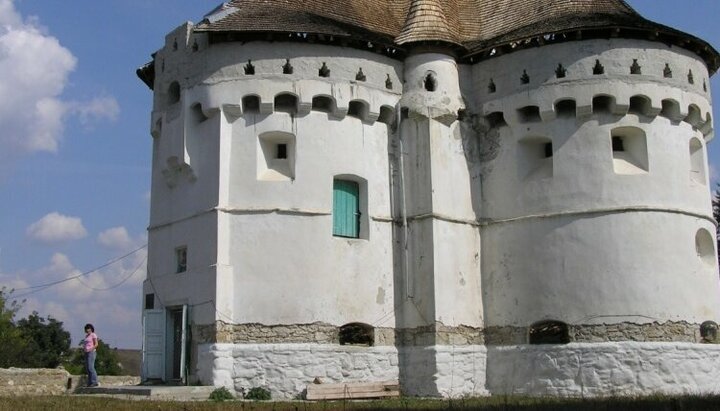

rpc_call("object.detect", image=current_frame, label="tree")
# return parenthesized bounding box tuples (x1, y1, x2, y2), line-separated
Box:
(0, 289, 121, 374)
(94, 339, 122, 375)
(0, 288, 26, 368)
(16, 312, 71, 368)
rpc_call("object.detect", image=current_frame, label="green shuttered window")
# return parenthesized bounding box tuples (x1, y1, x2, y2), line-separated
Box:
(333, 180, 360, 238)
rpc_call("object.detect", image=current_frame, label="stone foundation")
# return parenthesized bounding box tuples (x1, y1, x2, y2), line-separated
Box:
(486, 343, 720, 396)
(486, 321, 703, 345)
(197, 343, 399, 399)
(215, 322, 339, 344)
(198, 321, 706, 346)
(198, 342, 720, 399)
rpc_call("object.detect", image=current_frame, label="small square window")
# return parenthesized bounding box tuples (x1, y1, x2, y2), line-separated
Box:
(145, 293, 155, 310)
(258, 132, 295, 181)
(611, 127, 648, 174)
(612, 136, 625, 152)
(176, 247, 187, 273)
(276, 144, 288, 159)
(544, 142, 553, 158)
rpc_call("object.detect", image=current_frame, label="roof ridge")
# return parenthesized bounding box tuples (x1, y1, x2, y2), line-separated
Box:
(395, 0, 461, 46)
(191, 0, 718, 72)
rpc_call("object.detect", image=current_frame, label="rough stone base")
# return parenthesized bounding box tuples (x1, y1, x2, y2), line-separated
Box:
(197, 342, 720, 399)
(401, 345, 489, 397)
(198, 343, 400, 399)
(0, 368, 140, 396)
(486, 343, 720, 396)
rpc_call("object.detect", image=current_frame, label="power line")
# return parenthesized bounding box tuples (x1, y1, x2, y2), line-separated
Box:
(76, 255, 147, 291)
(11, 245, 147, 299)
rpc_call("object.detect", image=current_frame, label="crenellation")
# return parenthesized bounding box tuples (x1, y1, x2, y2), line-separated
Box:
(160, 79, 400, 126)
(480, 88, 712, 135)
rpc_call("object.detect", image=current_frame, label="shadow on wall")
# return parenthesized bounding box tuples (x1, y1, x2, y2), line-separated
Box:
(390, 113, 441, 397)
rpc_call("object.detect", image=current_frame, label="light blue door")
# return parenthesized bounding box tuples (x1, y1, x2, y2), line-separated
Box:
(142, 309, 166, 381)
(333, 180, 360, 238)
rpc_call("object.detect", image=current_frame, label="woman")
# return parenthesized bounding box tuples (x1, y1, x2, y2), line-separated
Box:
(83, 323, 99, 387)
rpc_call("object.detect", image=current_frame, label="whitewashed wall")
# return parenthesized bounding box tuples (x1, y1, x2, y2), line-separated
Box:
(145, 21, 720, 400)
(474, 39, 719, 329)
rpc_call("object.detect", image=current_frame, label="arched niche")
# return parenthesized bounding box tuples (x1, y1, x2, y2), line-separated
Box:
(529, 320, 570, 344)
(689, 137, 706, 184)
(339, 322, 374, 346)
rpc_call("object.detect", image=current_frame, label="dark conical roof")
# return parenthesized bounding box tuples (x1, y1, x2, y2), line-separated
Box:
(395, 0, 461, 46)
(194, 0, 719, 72)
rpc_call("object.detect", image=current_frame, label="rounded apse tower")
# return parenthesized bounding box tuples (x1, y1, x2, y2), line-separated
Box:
(474, 36, 720, 394)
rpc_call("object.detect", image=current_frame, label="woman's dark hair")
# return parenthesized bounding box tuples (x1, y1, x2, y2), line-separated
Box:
(84, 323, 95, 332)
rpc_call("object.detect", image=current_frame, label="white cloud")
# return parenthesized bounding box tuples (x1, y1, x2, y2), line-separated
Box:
(97, 226, 147, 288)
(26, 212, 87, 243)
(0, 0, 119, 171)
(1, 247, 145, 347)
(98, 226, 133, 250)
(0, 0, 22, 28)
(70, 96, 120, 127)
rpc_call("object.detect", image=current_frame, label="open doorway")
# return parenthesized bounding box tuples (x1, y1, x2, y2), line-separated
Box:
(142, 304, 189, 384)
(167, 307, 188, 382)
(166, 306, 189, 384)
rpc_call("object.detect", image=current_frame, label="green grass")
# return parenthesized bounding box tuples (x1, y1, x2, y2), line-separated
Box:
(3, 395, 720, 411)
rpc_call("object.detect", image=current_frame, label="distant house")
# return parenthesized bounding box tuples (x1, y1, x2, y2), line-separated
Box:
(137, 0, 720, 399)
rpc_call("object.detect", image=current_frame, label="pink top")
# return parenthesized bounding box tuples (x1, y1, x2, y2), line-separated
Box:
(84, 332, 97, 352)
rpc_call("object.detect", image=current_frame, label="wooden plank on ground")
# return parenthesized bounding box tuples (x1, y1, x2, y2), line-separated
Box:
(306, 380, 400, 400)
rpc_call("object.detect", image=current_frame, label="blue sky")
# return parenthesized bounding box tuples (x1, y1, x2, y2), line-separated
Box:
(0, 0, 718, 349)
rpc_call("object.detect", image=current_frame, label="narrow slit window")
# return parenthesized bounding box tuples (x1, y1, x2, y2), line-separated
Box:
(176, 246, 187, 273)
(145, 294, 155, 310)
(544, 142, 553, 158)
(424, 73, 437, 92)
(276, 144, 288, 159)
(612, 136, 625, 152)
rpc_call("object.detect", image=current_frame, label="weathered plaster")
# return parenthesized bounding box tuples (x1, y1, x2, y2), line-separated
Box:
(143, 16, 720, 399)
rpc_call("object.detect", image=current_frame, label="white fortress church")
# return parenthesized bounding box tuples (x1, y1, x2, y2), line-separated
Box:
(137, 0, 720, 398)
